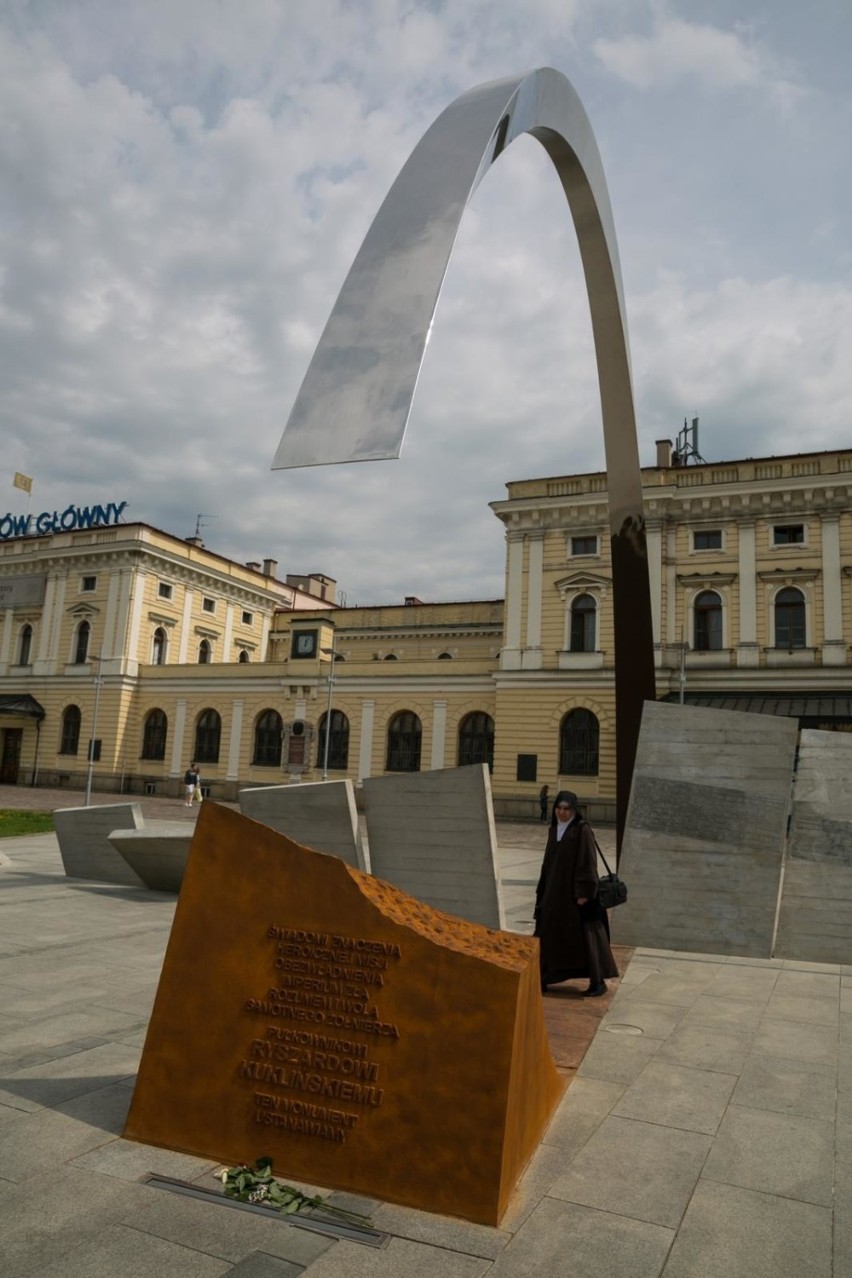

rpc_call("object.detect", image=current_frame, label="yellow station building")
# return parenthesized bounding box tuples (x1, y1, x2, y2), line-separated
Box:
(2, 442, 851, 819)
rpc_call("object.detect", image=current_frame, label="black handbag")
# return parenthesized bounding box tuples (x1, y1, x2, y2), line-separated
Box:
(594, 839, 628, 909)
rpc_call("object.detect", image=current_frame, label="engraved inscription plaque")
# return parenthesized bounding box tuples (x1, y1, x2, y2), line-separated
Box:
(125, 803, 563, 1225)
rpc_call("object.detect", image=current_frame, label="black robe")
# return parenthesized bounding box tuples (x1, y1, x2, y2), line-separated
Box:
(534, 817, 618, 986)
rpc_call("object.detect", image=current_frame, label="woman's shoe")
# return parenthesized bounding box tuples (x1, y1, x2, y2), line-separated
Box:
(583, 982, 607, 997)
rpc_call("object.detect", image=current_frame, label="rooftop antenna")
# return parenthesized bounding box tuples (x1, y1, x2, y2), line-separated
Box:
(194, 513, 217, 540)
(674, 416, 706, 466)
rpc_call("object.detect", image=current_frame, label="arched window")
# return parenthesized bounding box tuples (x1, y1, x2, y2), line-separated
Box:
(570, 594, 596, 652)
(775, 587, 806, 649)
(383, 653, 399, 661)
(318, 710, 350, 770)
(559, 709, 599, 776)
(238, 649, 249, 663)
(74, 620, 90, 664)
(152, 627, 167, 665)
(198, 638, 211, 664)
(386, 711, 421, 772)
(458, 712, 494, 770)
(253, 709, 283, 766)
(60, 705, 81, 755)
(18, 624, 32, 666)
(694, 590, 723, 651)
(194, 708, 221, 763)
(141, 709, 168, 760)
(437, 652, 453, 661)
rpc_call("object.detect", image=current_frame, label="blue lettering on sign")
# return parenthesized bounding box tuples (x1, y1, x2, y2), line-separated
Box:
(0, 500, 130, 542)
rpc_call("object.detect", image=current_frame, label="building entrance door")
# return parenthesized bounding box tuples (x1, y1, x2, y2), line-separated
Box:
(0, 728, 22, 784)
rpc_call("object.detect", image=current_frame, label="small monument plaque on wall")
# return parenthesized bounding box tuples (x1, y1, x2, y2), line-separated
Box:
(124, 803, 562, 1225)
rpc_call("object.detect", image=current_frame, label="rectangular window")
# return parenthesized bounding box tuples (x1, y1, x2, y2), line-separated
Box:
(81, 575, 97, 592)
(570, 535, 598, 556)
(202, 597, 216, 613)
(516, 753, 538, 782)
(158, 582, 173, 600)
(241, 610, 253, 625)
(693, 530, 722, 551)
(773, 524, 805, 545)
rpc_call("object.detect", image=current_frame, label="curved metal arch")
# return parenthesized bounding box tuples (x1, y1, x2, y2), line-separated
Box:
(273, 67, 655, 846)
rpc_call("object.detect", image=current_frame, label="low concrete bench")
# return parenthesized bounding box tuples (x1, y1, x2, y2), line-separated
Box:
(53, 802, 145, 887)
(108, 822, 195, 893)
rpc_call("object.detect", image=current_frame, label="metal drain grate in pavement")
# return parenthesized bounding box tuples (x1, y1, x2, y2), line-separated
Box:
(144, 1174, 390, 1247)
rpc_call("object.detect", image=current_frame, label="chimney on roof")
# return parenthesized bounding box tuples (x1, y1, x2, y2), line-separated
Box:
(262, 558, 278, 578)
(405, 596, 424, 606)
(655, 439, 673, 468)
(245, 561, 261, 572)
(185, 535, 204, 548)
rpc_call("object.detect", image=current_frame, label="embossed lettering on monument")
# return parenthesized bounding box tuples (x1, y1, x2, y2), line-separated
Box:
(237, 923, 402, 1143)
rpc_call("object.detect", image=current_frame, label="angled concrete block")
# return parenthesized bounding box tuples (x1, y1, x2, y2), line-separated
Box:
(362, 764, 505, 930)
(239, 780, 365, 870)
(775, 729, 852, 963)
(53, 802, 145, 886)
(613, 702, 798, 957)
(109, 822, 194, 893)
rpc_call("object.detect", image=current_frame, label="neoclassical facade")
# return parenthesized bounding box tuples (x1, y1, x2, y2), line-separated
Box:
(2, 445, 852, 817)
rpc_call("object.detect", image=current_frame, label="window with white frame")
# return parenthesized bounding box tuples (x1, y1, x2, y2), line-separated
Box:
(773, 524, 805, 546)
(569, 594, 597, 652)
(570, 534, 598, 557)
(693, 530, 722, 551)
(81, 575, 97, 592)
(774, 587, 806, 648)
(202, 597, 216, 613)
(158, 582, 173, 600)
(693, 590, 723, 650)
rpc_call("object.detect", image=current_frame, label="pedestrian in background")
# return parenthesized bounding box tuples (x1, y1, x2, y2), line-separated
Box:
(538, 784, 549, 822)
(184, 762, 199, 807)
(534, 789, 617, 997)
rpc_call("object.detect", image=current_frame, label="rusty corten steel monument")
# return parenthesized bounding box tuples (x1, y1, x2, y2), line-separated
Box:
(272, 68, 656, 845)
(125, 803, 563, 1225)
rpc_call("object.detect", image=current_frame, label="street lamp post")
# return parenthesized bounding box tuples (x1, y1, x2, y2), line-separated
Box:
(321, 644, 336, 782)
(84, 652, 103, 807)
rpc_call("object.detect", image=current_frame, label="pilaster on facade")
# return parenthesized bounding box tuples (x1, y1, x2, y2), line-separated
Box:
(227, 700, 243, 780)
(357, 700, 375, 781)
(501, 533, 524, 669)
(821, 515, 842, 643)
(737, 521, 757, 658)
(170, 699, 187, 775)
(430, 699, 447, 769)
(523, 534, 544, 669)
(645, 521, 663, 647)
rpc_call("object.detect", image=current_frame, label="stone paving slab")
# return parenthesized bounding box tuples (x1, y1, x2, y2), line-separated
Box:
(0, 804, 849, 1276)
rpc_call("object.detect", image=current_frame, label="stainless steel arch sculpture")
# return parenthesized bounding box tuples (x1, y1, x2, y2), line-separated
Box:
(273, 67, 655, 848)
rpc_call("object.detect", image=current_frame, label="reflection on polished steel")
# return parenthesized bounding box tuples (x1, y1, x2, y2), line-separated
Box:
(273, 68, 655, 848)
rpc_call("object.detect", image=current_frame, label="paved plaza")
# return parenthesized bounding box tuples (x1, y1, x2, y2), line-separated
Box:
(0, 786, 850, 1276)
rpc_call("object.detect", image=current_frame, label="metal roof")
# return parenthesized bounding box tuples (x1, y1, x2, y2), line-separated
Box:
(0, 694, 46, 720)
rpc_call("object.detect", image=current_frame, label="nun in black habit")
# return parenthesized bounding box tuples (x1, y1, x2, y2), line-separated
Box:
(534, 790, 618, 997)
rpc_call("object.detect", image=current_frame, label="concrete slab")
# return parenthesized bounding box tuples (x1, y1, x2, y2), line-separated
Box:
(614, 701, 797, 957)
(487, 1198, 674, 1278)
(701, 1104, 834, 1205)
(109, 822, 194, 892)
(239, 780, 365, 870)
(550, 1114, 712, 1228)
(32, 1225, 233, 1278)
(53, 802, 145, 886)
(296, 1235, 491, 1276)
(613, 1060, 737, 1135)
(776, 729, 852, 964)
(362, 765, 505, 929)
(662, 1179, 832, 1278)
(731, 1054, 837, 1120)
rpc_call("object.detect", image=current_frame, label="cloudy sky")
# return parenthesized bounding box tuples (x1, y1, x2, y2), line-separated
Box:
(1, 1, 850, 605)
